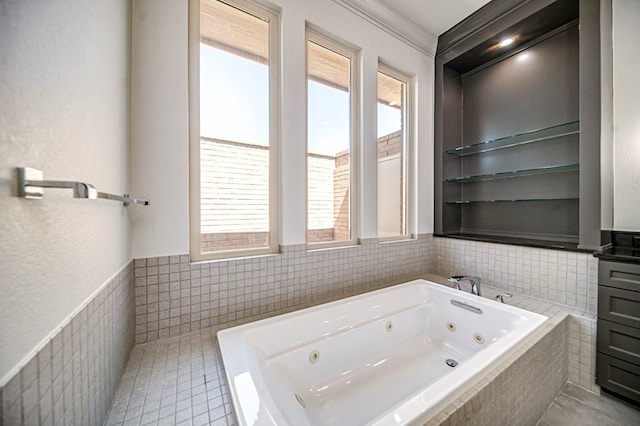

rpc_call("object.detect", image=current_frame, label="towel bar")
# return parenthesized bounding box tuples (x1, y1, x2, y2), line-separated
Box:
(17, 167, 149, 206)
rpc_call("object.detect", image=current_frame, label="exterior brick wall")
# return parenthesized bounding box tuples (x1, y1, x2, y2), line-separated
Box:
(201, 131, 404, 251)
(307, 228, 334, 243)
(308, 153, 335, 241)
(377, 129, 402, 158)
(200, 138, 269, 235)
(333, 150, 350, 241)
(201, 231, 270, 252)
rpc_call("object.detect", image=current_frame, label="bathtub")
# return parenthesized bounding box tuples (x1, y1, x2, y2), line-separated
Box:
(217, 279, 547, 425)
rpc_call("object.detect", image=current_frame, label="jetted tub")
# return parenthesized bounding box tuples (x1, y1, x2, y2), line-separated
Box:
(217, 279, 547, 425)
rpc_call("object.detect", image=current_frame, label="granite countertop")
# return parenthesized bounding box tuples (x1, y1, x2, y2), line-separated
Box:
(594, 246, 640, 264)
(594, 231, 640, 264)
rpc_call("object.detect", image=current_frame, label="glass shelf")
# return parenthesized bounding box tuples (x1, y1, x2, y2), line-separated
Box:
(445, 163, 579, 183)
(446, 121, 579, 156)
(446, 197, 578, 205)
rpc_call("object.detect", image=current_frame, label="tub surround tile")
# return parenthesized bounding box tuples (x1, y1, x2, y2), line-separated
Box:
(0, 262, 135, 426)
(133, 235, 435, 344)
(439, 279, 599, 394)
(427, 314, 568, 425)
(432, 237, 599, 395)
(131, 236, 600, 406)
(433, 237, 597, 313)
(105, 277, 598, 426)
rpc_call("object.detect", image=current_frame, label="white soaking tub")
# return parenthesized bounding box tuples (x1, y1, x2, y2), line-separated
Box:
(217, 279, 547, 425)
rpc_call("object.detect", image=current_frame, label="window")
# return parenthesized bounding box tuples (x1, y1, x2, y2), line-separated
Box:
(189, 0, 279, 260)
(306, 29, 359, 247)
(377, 64, 412, 240)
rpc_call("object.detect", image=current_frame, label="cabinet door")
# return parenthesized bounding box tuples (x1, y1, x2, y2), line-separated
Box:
(596, 353, 640, 404)
(598, 286, 640, 328)
(597, 319, 640, 365)
(599, 260, 640, 292)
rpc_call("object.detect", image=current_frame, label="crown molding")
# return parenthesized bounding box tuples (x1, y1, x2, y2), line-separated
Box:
(332, 0, 437, 57)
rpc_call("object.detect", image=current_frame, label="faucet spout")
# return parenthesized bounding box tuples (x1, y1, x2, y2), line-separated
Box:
(449, 275, 482, 296)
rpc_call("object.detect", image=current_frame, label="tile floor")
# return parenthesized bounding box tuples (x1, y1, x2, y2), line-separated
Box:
(104, 328, 234, 426)
(538, 382, 640, 426)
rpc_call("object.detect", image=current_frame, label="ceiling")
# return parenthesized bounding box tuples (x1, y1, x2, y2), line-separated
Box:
(379, 0, 491, 35)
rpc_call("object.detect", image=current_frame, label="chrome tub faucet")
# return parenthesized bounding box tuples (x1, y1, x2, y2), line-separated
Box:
(448, 275, 482, 296)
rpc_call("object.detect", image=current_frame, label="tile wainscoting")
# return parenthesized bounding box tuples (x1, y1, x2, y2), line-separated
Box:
(432, 237, 599, 392)
(132, 235, 600, 393)
(133, 235, 435, 344)
(432, 237, 598, 313)
(1, 235, 604, 425)
(0, 263, 135, 426)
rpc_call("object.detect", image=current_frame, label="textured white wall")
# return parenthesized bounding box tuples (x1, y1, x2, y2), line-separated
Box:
(131, 0, 190, 258)
(613, 0, 640, 230)
(130, 0, 436, 257)
(0, 0, 132, 382)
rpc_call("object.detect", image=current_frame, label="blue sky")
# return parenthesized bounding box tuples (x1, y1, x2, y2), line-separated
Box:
(200, 44, 401, 155)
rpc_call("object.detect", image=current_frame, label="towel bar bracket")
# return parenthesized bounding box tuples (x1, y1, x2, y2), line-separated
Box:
(17, 166, 45, 199)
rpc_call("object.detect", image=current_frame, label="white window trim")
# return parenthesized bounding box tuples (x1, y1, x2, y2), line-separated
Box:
(377, 62, 414, 243)
(305, 28, 360, 250)
(188, 0, 280, 261)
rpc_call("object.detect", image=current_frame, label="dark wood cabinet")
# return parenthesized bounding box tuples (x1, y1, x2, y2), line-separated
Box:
(597, 260, 640, 404)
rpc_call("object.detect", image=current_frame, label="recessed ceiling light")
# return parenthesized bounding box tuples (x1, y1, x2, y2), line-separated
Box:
(498, 37, 515, 48)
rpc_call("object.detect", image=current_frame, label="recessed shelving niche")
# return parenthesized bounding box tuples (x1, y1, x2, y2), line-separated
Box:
(434, 0, 606, 251)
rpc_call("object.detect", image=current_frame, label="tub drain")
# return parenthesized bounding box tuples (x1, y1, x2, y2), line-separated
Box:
(445, 359, 458, 368)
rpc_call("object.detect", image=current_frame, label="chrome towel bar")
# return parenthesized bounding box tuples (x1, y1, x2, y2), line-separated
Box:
(17, 167, 149, 206)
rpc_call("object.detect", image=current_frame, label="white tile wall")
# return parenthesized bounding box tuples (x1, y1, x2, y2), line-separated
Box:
(133, 235, 435, 344)
(0, 262, 135, 426)
(569, 314, 599, 392)
(433, 237, 598, 313)
(433, 237, 599, 394)
(132, 235, 600, 397)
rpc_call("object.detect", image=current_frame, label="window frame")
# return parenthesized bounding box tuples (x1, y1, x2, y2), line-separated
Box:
(188, 0, 280, 261)
(376, 62, 414, 242)
(305, 28, 360, 250)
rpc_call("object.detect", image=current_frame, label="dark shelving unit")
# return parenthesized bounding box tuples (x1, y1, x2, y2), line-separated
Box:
(434, 0, 606, 251)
